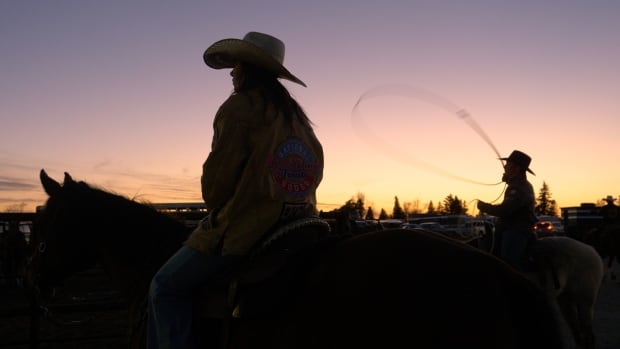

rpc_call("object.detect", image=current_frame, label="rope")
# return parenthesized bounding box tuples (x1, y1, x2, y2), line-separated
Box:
(351, 84, 507, 185)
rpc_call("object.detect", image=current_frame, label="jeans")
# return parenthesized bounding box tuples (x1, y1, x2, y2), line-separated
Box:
(146, 245, 240, 349)
(500, 228, 533, 272)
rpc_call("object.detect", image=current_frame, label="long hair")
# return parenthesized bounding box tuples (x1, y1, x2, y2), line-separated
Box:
(234, 63, 314, 129)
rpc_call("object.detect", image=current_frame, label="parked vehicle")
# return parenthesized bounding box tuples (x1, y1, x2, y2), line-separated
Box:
(533, 220, 564, 238)
(537, 215, 564, 231)
(458, 220, 488, 238)
(401, 223, 422, 229)
(418, 222, 445, 232)
(379, 219, 404, 229)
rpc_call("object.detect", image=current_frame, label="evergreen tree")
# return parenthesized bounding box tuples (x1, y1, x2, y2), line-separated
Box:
(392, 196, 405, 219)
(427, 201, 436, 215)
(365, 206, 375, 220)
(535, 181, 559, 216)
(354, 195, 365, 220)
(439, 194, 468, 215)
(379, 208, 389, 220)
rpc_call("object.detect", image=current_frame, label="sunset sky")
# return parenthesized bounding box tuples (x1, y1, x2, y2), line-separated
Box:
(2, 1, 619, 216)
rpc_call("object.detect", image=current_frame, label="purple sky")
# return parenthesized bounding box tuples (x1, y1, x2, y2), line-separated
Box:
(2, 1, 619, 214)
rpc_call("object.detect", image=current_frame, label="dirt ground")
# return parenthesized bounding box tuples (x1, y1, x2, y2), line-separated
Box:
(592, 272, 620, 349)
(1, 267, 619, 348)
(0, 268, 128, 349)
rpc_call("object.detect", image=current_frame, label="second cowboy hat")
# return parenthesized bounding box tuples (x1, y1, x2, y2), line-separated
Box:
(500, 150, 535, 175)
(203, 31, 306, 87)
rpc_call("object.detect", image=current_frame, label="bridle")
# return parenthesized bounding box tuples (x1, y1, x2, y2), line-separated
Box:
(25, 227, 98, 327)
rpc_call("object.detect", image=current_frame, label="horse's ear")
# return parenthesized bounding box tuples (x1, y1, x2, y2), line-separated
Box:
(40, 169, 62, 196)
(64, 172, 74, 184)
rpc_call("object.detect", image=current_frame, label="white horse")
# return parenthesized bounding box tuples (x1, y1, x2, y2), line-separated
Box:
(526, 236, 604, 349)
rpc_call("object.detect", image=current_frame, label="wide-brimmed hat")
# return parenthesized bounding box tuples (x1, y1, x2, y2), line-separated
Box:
(500, 150, 535, 175)
(604, 195, 616, 203)
(203, 31, 306, 87)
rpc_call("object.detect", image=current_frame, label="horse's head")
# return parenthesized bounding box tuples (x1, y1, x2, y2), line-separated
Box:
(24, 169, 99, 299)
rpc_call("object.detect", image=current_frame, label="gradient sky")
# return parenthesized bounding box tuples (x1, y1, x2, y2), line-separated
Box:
(2, 1, 619, 215)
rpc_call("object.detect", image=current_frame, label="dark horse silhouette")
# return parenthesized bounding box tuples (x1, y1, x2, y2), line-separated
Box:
(582, 224, 620, 281)
(25, 170, 576, 349)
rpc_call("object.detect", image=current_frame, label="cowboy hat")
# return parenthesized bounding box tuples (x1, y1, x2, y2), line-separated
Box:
(604, 195, 617, 202)
(203, 31, 306, 87)
(500, 150, 535, 175)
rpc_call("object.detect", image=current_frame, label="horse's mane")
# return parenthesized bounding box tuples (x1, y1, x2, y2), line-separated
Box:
(62, 179, 191, 266)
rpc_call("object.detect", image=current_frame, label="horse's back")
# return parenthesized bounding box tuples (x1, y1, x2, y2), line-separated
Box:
(229, 229, 571, 348)
(537, 236, 604, 304)
(537, 237, 604, 286)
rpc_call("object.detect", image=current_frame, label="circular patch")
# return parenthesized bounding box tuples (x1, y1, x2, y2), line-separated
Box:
(269, 138, 319, 198)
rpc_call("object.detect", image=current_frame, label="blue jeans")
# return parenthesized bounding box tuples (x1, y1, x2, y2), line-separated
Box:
(146, 246, 240, 349)
(500, 228, 533, 272)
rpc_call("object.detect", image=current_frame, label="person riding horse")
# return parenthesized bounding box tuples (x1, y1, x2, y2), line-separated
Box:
(146, 32, 324, 348)
(599, 195, 620, 232)
(477, 150, 538, 272)
(596, 195, 620, 273)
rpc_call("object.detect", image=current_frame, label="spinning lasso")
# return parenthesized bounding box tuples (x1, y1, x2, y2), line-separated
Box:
(351, 84, 505, 186)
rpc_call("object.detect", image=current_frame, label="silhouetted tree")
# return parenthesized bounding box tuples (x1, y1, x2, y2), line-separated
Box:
(440, 194, 468, 215)
(427, 201, 436, 215)
(339, 192, 366, 219)
(392, 196, 405, 219)
(379, 209, 389, 220)
(365, 206, 375, 220)
(535, 182, 559, 216)
(436, 201, 444, 214)
(354, 194, 366, 219)
(403, 199, 421, 216)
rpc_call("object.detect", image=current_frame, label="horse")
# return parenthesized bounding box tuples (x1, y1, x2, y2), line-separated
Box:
(525, 236, 604, 349)
(455, 219, 603, 349)
(25, 170, 576, 349)
(581, 225, 620, 282)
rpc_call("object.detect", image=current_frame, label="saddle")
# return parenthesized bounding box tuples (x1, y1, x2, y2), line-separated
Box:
(194, 217, 332, 320)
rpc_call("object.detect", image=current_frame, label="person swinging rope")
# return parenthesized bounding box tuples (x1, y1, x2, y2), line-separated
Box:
(477, 150, 538, 272)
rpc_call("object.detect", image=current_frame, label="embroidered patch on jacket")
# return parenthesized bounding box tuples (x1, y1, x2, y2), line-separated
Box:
(269, 138, 320, 198)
